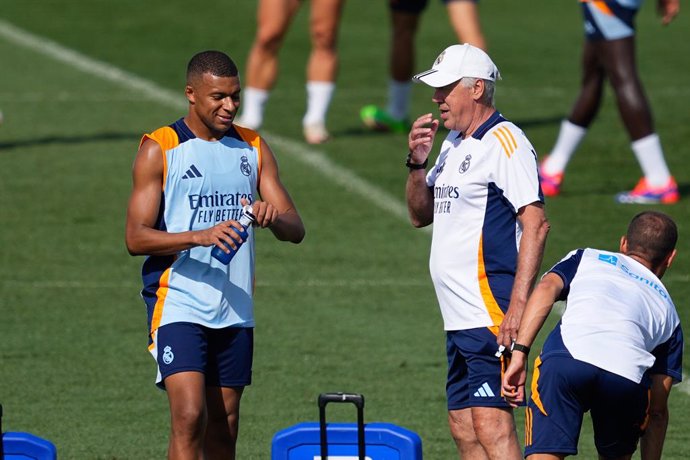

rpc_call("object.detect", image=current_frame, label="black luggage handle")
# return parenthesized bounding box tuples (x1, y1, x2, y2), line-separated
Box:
(318, 393, 365, 460)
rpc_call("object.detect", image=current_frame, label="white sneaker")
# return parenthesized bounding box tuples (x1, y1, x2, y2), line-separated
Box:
(303, 123, 330, 144)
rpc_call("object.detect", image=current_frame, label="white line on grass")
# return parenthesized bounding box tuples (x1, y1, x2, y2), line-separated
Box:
(0, 18, 416, 227)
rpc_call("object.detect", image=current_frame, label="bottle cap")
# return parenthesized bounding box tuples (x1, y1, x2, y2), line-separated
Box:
(242, 204, 255, 221)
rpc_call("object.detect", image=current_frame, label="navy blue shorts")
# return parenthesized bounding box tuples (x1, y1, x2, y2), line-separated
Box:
(446, 327, 512, 410)
(525, 353, 649, 458)
(582, 1, 637, 41)
(152, 322, 253, 390)
(390, 0, 477, 14)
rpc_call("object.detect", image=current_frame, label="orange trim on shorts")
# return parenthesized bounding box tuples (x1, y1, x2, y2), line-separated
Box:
(500, 354, 510, 397)
(530, 355, 549, 416)
(525, 406, 533, 447)
(477, 235, 505, 335)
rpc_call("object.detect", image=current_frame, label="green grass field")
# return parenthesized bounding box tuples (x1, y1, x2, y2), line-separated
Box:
(1, 1, 689, 458)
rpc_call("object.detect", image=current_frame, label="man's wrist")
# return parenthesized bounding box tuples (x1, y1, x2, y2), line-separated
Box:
(406, 151, 428, 170)
(511, 342, 531, 356)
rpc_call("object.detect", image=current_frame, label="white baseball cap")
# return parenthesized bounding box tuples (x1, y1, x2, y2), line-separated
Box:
(413, 44, 501, 88)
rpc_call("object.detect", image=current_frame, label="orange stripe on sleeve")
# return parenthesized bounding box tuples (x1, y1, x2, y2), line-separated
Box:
(477, 235, 505, 335)
(530, 356, 549, 416)
(591, 0, 614, 15)
(141, 126, 180, 192)
(492, 130, 511, 158)
(492, 127, 517, 158)
(233, 124, 262, 188)
(500, 126, 518, 152)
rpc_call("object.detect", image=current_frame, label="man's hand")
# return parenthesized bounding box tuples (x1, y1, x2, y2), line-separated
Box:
(242, 198, 278, 228)
(502, 352, 528, 407)
(497, 303, 523, 348)
(408, 113, 440, 164)
(658, 0, 680, 25)
(195, 219, 249, 254)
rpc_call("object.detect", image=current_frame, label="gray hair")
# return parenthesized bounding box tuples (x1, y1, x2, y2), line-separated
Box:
(459, 77, 495, 106)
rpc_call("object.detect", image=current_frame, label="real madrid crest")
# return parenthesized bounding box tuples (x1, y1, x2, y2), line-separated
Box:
(162, 345, 175, 364)
(435, 50, 446, 66)
(240, 155, 252, 176)
(458, 154, 472, 174)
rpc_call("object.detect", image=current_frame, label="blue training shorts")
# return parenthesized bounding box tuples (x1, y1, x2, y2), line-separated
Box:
(152, 322, 253, 390)
(446, 327, 513, 410)
(582, 1, 638, 41)
(525, 326, 649, 458)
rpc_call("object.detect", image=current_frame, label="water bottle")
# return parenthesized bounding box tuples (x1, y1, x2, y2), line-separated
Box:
(211, 204, 256, 264)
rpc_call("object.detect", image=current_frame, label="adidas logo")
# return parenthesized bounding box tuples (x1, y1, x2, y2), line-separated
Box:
(473, 382, 495, 398)
(182, 164, 203, 179)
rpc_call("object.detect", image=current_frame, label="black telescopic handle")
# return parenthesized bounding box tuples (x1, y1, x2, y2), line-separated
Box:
(318, 393, 365, 460)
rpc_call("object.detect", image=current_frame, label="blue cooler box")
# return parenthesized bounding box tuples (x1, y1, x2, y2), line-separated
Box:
(1, 404, 57, 460)
(272, 421, 422, 459)
(2, 432, 57, 460)
(271, 393, 422, 460)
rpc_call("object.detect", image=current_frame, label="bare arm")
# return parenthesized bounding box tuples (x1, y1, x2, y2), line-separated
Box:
(497, 202, 550, 347)
(125, 139, 250, 256)
(406, 113, 439, 227)
(501, 272, 563, 406)
(640, 374, 673, 460)
(658, 0, 680, 25)
(253, 138, 305, 243)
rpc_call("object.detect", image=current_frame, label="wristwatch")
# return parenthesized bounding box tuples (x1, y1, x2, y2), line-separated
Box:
(510, 342, 531, 356)
(406, 152, 428, 170)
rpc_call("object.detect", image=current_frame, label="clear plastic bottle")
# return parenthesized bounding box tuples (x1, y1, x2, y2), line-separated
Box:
(211, 204, 255, 264)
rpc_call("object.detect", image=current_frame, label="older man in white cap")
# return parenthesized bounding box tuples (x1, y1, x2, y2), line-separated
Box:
(405, 44, 550, 459)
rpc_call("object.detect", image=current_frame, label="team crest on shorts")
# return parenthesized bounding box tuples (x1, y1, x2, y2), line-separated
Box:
(240, 156, 252, 177)
(162, 345, 175, 364)
(459, 155, 472, 174)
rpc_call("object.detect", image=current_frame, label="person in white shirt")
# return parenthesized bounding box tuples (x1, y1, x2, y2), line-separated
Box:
(406, 43, 549, 460)
(503, 211, 682, 460)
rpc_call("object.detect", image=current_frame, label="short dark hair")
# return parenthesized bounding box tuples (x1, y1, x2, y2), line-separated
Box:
(186, 50, 238, 82)
(625, 211, 678, 267)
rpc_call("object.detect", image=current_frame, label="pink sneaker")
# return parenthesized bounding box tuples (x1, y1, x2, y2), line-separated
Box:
(538, 162, 564, 197)
(615, 177, 680, 204)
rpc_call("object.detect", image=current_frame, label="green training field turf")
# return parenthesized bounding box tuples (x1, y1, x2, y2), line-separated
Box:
(0, 1, 688, 458)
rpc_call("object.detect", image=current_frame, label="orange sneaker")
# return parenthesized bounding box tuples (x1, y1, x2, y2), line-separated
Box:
(615, 177, 680, 204)
(538, 162, 564, 197)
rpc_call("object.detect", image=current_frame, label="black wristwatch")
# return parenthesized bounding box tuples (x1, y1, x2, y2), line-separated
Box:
(510, 342, 531, 356)
(406, 152, 428, 170)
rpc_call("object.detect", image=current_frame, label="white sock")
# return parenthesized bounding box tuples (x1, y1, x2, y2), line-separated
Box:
(238, 87, 269, 130)
(303, 81, 335, 126)
(386, 79, 412, 121)
(631, 133, 671, 187)
(542, 120, 587, 174)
